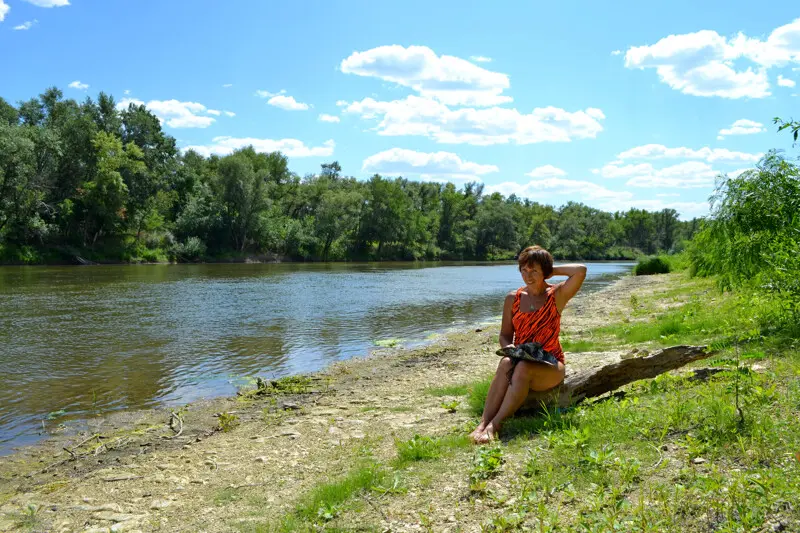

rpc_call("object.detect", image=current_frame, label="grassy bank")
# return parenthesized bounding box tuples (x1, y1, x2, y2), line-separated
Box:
(1, 272, 797, 532)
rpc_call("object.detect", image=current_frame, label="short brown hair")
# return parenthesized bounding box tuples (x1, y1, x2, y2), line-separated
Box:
(517, 246, 553, 278)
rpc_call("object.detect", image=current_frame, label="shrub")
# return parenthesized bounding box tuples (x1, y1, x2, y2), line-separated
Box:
(633, 256, 670, 276)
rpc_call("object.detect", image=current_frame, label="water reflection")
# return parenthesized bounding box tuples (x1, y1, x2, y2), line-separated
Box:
(0, 261, 632, 452)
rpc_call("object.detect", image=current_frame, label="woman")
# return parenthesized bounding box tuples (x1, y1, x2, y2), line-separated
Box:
(471, 246, 586, 444)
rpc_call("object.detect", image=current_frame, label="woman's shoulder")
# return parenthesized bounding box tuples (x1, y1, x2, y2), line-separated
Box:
(548, 281, 565, 292)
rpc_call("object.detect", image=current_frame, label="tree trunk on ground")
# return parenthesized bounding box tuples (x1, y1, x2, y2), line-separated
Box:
(521, 345, 711, 411)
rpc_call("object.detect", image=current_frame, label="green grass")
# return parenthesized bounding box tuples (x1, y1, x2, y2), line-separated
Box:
(393, 433, 470, 467)
(560, 338, 603, 352)
(241, 272, 800, 532)
(561, 275, 800, 354)
(424, 384, 470, 397)
(289, 463, 387, 524)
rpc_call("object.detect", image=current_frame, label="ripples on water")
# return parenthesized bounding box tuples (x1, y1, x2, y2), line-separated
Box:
(0, 261, 632, 452)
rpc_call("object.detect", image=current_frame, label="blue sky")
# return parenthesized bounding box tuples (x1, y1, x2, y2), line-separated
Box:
(2, 0, 799, 219)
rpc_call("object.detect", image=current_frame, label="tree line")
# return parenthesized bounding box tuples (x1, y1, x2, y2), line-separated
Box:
(0, 87, 700, 264)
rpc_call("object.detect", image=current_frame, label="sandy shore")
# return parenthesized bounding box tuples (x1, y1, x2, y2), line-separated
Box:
(0, 273, 674, 532)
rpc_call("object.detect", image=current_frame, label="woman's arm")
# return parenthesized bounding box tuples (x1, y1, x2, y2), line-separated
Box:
(499, 291, 516, 348)
(551, 264, 587, 312)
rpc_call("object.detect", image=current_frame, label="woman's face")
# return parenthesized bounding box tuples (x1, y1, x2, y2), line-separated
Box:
(520, 262, 545, 286)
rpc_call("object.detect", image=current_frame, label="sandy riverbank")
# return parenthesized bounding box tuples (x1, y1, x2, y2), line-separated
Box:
(0, 273, 675, 532)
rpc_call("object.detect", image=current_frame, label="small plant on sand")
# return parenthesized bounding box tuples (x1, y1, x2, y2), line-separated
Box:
(8, 504, 40, 531)
(396, 434, 441, 463)
(470, 445, 504, 486)
(440, 400, 459, 412)
(371, 472, 407, 495)
(315, 501, 340, 522)
(216, 412, 239, 432)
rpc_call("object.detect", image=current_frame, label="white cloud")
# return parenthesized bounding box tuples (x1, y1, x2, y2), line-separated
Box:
(339, 95, 605, 145)
(624, 18, 800, 98)
(206, 109, 221, 116)
(608, 199, 710, 219)
(487, 174, 708, 219)
(183, 138, 334, 158)
(486, 177, 632, 203)
(68, 80, 89, 91)
(22, 0, 69, 6)
(341, 45, 511, 106)
(598, 161, 720, 188)
(525, 165, 567, 178)
(124, 89, 131, 95)
(656, 193, 681, 197)
(0, 1, 9, 22)
(224, 111, 236, 117)
(616, 143, 762, 163)
(14, 19, 37, 30)
(318, 114, 340, 123)
(470, 55, 493, 63)
(223, 84, 233, 88)
(611, 50, 622, 56)
(362, 148, 498, 182)
(778, 74, 796, 87)
(717, 118, 765, 139)
(256, 90, 310, 111)
(116, 98, 217, 128)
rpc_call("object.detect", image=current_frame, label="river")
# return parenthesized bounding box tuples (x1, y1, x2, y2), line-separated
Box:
(0, 261, 632, 453)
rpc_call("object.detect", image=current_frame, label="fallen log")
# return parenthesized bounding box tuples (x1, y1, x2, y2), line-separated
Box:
(520, 345, 711, 411)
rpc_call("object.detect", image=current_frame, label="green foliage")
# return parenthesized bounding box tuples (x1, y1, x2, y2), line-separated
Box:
(216, 412, 239, 432)
(634, 256, 671, 275)
(0, 86, 702, 264)
(440, 400, 459, 412)
(469, 445, 504, 488)
(688, 151, 800, 332)
(395, 434, 442, 463)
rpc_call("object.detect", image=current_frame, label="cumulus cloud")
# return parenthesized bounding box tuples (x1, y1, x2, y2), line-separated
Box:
(223, 84, 233, 88)
(0, 1, 9, 22)
(183, 138, 334, 158)
(717, 118, 765, 139)
(224, 111, 236, 117)
(206, 109, 221, 116)
(778, 74, 796, 87)
(486, 174, 709, 219)
(318, 114, 340, 123)
(470, 55, 493, 63)
(23, 0, 69, 6)
(341, 45, 511, 106)
(14, 19, 37, 30)
(116, 98, 218, 128)
(68, 80, 89, 91)
(339, 95, 605, 146)
(525, 165, 567, 178)
(624, 18, 800, 98)
(256, 90, 310, 111)
(597, 161, 720, 188)
(611, 50, 622, 56)
(609, 199, 710, 219)
(615, 143, 762, 164)
(362, 148, 498, 182)
(486, 177, 632, 204)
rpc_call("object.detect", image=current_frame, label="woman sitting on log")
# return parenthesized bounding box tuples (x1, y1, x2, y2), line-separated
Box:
(471, 246, 586, 444)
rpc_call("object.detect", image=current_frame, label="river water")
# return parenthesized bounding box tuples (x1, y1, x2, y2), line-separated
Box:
(0, 261, 633, 453)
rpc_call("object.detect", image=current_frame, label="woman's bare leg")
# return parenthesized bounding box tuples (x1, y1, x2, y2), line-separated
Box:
(470, 357, 514, 442)
(476, 361, 565, 443)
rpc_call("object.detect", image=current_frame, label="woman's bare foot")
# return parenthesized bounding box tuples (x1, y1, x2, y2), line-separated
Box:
(469, 423, 487, 443)
(474, 421, 500, 444)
